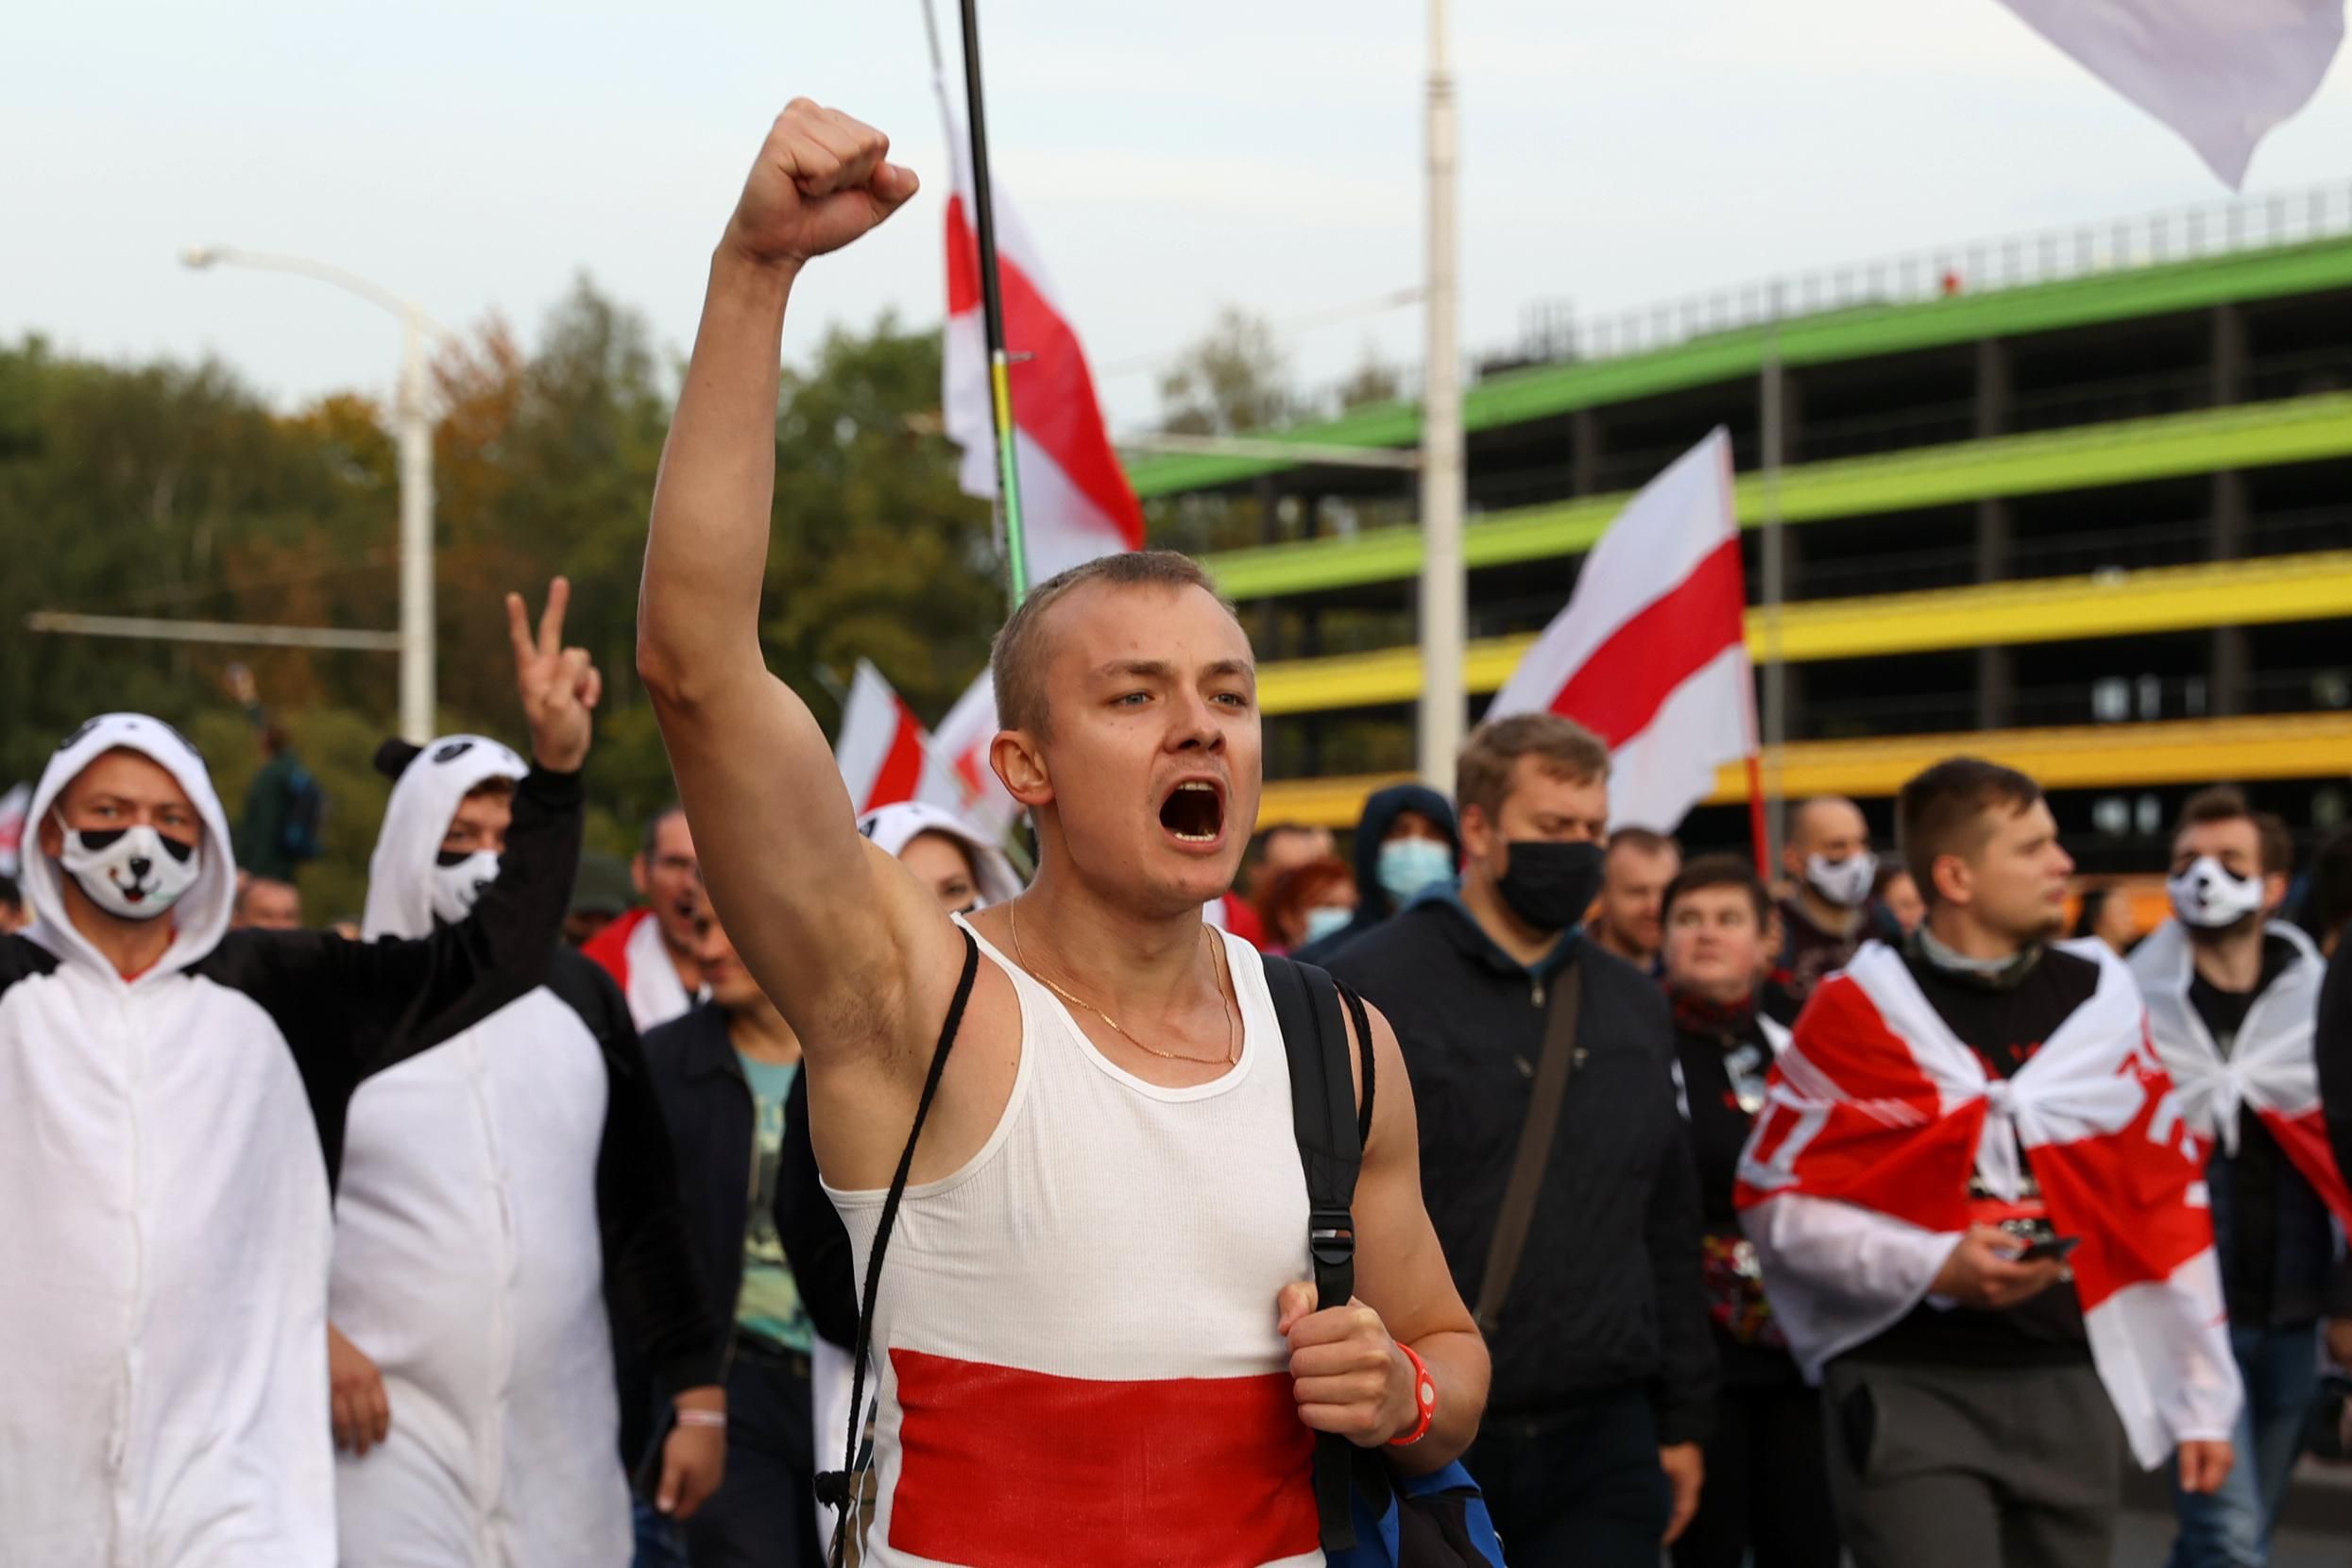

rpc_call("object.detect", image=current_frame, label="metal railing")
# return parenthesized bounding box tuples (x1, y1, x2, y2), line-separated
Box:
(1501, 179, 2352, 373)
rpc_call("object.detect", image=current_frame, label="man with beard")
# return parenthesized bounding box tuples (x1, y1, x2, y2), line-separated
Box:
(2131, 786, 2352, 1568)
(0, 582, 592, 1566)
(1590, 827, 1679, 973)
(587, 805, 705, 1030)
(1330, 713, 1713, 1566)
(1765, 796, 1883, 1023)
(1738, 758, 2237, 1568)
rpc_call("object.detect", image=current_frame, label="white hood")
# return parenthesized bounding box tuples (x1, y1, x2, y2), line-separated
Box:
(361, 735, 530, 942)
(857, 799, 1024, 907)
(19, 712, 236, 982)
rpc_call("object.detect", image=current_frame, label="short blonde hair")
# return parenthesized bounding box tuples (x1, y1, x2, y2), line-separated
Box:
(989, 551, 1232, 735)
(1456, 713, 1610, 823)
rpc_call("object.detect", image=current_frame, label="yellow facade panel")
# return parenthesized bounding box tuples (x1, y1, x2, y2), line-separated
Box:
(1255, 714, 2352, 829)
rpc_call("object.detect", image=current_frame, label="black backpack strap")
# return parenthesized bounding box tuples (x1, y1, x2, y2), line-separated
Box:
(1262, 952, 1363, 1554)
(1337, 980, 1375, 1150)
(818, 927, 980, 1568)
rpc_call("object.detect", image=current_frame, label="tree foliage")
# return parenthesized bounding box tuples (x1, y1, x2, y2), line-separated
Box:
(0, 282, 999, 915)
(1156, 306, 1290, 436)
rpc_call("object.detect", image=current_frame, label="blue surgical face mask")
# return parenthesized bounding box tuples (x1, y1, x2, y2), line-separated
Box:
(1301, 904, 1355, 946)
(1377, 836, 1454, 909)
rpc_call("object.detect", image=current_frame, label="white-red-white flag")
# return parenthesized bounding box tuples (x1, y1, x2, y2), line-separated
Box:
(925, 672, 1022, 841)
(941, 116, 1145, 583)
(0, 782, 26, 881)
(1737, 940, 2242, 1468)
(1487, 428, 1751, 833)
(835, 661, 936, 816)
(1997, 0, 2343, 188)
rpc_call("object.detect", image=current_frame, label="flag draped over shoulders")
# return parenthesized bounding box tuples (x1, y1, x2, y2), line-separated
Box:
(1735, 939, 2241, 1468)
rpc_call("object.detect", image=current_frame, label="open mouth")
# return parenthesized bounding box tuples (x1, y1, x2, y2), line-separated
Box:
(1157, 779, 1226, 846)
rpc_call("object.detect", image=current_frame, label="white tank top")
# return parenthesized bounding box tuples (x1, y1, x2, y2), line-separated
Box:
(827, 920, 1325, 1568)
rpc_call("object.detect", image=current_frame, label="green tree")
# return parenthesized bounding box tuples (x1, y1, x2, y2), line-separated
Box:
(0, 290, 1006, 907)
(1157, 306, 1291, 435)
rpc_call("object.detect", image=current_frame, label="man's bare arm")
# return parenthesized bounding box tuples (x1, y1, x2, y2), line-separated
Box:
(1281, 1003, 1488, 1475)
(638, 101, 950, 1063)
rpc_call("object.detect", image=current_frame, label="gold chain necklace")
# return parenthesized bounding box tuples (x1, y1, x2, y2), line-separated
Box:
(1006, 898, 1239, 1066)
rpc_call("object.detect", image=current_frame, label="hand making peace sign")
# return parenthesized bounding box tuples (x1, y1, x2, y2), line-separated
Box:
(507, 577, 601, 774)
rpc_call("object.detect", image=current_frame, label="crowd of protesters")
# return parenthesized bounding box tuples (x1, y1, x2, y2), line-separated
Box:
(9, 95, 2352, 1568)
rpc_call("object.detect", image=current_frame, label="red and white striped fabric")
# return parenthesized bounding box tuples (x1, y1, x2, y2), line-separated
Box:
(2131, 917, 2352, 1225)
(0, 781, 26, 881)
(1734, 939, 2241, 1468)
(1486, 428, 1749, 833)
(924, 673, 1021, 842)
(931, 120, 1142, 839)
(941, 117, 1144, 585)
(836, 661, 936, 815)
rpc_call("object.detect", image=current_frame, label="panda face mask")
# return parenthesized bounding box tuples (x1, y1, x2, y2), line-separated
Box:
(55, 817, 202, 922)
(2168, 855, 2265, 931)
(431, 848, 501, 926)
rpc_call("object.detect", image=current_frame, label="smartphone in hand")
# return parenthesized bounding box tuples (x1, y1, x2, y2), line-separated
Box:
(2013, 1235, 2080, 1264)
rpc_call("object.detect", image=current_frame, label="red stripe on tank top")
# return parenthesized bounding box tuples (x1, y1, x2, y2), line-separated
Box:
(885, 1348, 1321, 1567)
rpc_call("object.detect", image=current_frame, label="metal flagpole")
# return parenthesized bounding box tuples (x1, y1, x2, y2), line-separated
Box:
(948, 0, 1031, 605)
(1759, 285, 1789, 870)
(1415, 0, 1466, 790)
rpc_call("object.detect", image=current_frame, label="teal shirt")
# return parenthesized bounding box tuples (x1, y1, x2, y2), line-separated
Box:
(735, 1052, 814, 1355)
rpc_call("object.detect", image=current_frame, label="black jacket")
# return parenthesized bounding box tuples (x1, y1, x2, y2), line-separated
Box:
(2321, 929, 2352, 1212)
(1292, 783, 1460, 966)
(627, 1003, 862, 1465)
(1671, 1000, 1804, 1390)
(627, 1002, 761, 1469)
(528, 950, 725, 1423)
(1329, 895, 1716, 1443)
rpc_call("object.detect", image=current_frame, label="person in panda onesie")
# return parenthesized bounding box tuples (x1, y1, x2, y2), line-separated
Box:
(0, 582, 592, 1568)
(326, 727, 726, 1566)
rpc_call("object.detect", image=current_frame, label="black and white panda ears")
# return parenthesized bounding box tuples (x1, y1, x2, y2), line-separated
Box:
(373, 739, 423, 781)
(374, 736, 486, 781)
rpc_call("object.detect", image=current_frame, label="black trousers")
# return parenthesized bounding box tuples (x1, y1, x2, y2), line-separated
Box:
(1465, 1385, 1670, 1568)
(687, 1340, 821, 1568)
(1671, 1376, 1841, 1568)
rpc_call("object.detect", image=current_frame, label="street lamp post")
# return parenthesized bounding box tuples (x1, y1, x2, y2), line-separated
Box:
(1416, 0, 1466, 790)
(181, 246, 442, 743)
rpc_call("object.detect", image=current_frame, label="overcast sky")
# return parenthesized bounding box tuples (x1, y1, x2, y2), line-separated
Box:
(9, 0, 2352, 433)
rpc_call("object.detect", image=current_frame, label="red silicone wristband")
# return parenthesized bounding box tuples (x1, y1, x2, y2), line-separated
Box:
(1388, 1341, 1437, 1448)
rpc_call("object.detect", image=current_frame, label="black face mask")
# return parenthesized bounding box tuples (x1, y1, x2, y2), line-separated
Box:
(1494, 839, 1605, 934)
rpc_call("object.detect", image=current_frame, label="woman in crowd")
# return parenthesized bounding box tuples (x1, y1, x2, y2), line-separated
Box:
(1253, 854, 1357, 955)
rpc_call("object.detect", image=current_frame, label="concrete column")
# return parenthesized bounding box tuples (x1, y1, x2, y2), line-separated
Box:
(2211, 303, 2247, 407)
(2210, 467, 2252, 715)
(1571, 408, 1600, 496)
(1976, 338, 2012, 439)
(1975, 497, 2015, 730)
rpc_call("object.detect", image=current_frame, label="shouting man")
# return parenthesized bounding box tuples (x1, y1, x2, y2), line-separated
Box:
(636, 99, 1488, 1566)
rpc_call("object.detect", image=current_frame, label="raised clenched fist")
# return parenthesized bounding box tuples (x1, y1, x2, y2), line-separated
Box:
(722, 99, 919, 269)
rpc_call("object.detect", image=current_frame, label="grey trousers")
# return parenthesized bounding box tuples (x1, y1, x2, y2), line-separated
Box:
(1823, 1357, 2126, 1568)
